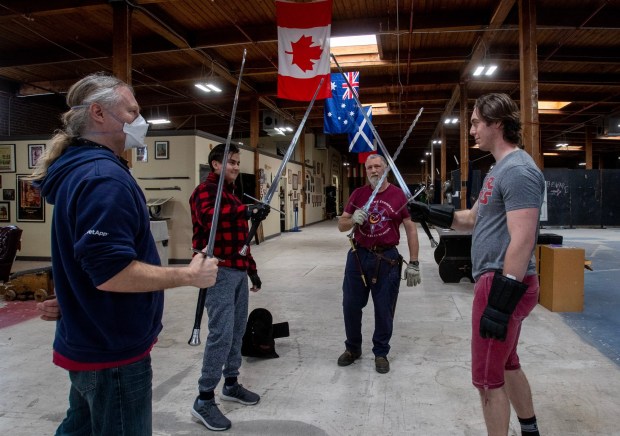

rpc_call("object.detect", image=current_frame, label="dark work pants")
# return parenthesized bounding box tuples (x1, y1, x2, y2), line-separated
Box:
(342, 247, 401, 357)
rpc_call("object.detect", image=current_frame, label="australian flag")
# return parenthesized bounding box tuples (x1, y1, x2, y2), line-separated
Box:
(348, 106, 375, 153)
(323, 71, 359, 134)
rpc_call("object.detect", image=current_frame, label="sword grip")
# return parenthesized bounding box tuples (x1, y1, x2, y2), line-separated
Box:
(188, 287, 208, 346)
(239, 220, 260, 256)
(420, 219, 439, 248)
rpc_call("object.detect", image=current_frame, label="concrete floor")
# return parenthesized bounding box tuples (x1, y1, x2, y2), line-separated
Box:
(1, 221, 619, 435)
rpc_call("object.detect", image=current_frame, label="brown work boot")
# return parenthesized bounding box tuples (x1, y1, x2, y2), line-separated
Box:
(337, 350, 361, 366)
(375, 356, 390, 373)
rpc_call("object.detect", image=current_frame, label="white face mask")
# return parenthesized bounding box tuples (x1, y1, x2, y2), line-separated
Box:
(122, 115, 149, 150)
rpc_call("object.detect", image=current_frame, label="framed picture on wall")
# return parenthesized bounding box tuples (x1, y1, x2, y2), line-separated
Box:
(154, 141, 169, 159)
(3, 189, 15, 201)
(0, 144, 16, 173)
(16, 174, 45, 222)
(0, 201, 9, 222)
(292, 173, 298, 190)
(136, 146, 148, 162)
(28, 144, 46, 169)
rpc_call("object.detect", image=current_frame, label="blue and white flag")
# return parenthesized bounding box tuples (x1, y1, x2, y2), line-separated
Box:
(348, 106, 375, 153)
(323, 71, 359, 134)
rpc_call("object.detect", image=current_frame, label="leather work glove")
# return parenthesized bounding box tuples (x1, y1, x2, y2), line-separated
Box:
(407, 200, 454, 229)
(246, 203, 270, 222)
(351, 209, 368, 226)
(479, 272, 528, 341)
(249, 273, 262, 292)
(405, 261, 421, 286)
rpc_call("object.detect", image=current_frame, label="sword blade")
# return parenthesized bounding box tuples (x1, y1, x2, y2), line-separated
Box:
(205, 49, 247, 258)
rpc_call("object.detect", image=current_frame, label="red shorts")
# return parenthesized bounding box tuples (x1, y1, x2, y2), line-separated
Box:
(471, 272, 539, 390)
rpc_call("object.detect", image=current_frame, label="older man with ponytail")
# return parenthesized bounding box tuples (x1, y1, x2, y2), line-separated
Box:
(31, 73, 218, 436)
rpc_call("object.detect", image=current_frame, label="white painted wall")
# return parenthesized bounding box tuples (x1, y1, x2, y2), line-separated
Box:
(5, 131, 344, 261)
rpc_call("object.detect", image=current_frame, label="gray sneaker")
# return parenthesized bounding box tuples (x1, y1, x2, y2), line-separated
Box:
(191, 396, 231, 431)
(220, 383, 260, 405)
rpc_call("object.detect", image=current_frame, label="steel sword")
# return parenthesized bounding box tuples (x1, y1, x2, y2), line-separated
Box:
(188, 49, 247, 346)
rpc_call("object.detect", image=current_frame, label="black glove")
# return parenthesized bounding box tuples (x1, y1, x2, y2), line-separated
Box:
(479, 271, 528, 341)
(246, 203, 270, 223)
(249, 273, 262, 290)
(407, 200, 454, 229)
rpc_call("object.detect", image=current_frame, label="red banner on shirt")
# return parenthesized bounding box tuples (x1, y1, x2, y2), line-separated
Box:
(276, 0, 332, 101)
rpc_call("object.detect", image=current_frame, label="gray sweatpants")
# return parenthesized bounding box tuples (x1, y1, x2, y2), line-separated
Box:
(198, 267, 249, 393)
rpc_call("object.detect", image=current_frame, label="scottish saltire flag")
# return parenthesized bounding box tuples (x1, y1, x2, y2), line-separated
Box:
(276, 0, 332, 101)
(348, 106, 375, 153)
(324, 71, 359, 134)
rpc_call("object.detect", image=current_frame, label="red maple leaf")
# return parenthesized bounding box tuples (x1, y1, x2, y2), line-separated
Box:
(285, 35, 323, 72)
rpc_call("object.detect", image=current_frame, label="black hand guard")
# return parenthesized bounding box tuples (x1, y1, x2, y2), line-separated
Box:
(249, 273, 262, 289)
(246, 204, 270, 223)
(479, 271, 528, 341)
(407, 200, 454, 229)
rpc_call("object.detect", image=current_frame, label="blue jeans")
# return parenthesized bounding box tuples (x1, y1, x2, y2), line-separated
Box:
(342, 247, 402, 357)
(56, 355, 152, 436)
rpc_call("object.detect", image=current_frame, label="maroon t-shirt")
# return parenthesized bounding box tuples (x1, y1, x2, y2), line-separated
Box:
(344, 184, 409, 248)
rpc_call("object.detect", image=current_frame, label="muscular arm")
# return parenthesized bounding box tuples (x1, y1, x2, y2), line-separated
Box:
(338, 211, 354, 232)
(98, 255, 218, 292)
(403, 217, 420, 261)
(502, 207, 539, 281)
(451, 201, 479, 231)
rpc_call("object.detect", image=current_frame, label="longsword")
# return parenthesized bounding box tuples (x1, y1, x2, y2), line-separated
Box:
(189, 49, 246, 346)
(332, 53, 438, 247)
(239, 77, 325, 255)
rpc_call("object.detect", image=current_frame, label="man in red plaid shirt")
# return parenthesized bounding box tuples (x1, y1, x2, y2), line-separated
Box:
(189, 143, 270, 431)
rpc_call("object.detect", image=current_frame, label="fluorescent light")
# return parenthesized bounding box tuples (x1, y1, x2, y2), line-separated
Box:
(451, 118, 458, 124)
(195, 84, 211, 93)
(473, 66, 485, 76)
(206, 84, 222, 92)
(331, 34, 376, 47)
(147, 118, 170, 125)
(578, 162, 586, 166)
(543, 152, 560, 156)
(485, 65, 497, 76)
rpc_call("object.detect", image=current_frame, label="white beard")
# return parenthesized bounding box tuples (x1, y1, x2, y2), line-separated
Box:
(368, 175, 380, 188)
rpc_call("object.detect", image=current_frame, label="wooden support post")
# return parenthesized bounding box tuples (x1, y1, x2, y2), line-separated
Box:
(519, 0, 542, 168)
(459, 83, 469, 210)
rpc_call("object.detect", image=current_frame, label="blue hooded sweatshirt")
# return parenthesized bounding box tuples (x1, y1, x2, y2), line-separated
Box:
(39, 139, 163, 366)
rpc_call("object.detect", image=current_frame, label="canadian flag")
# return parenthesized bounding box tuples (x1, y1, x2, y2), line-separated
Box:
(276, 0, 332, 101)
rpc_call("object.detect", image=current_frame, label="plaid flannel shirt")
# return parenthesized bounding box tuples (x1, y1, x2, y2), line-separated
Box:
(189, 172, 257, 274)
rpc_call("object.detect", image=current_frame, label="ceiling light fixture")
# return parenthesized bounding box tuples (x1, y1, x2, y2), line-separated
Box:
(444, 117, 459, 125)
(195, 83, 222, 93)
(432, 139, 442, 145)
(147, 118, 171, 125)
(473, 64, 498, 77)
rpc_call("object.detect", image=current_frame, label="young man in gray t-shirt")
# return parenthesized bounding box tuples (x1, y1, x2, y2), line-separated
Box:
(408, 93, 544, 436)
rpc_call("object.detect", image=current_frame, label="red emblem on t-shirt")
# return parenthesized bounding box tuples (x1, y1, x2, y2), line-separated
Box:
(479, 176, 494, 205)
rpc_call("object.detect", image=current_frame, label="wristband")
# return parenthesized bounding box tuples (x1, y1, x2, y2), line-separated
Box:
(505, 274, 516, 280)
(409, 260, 419, 266)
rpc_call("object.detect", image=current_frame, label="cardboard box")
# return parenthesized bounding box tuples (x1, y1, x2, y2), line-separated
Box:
(539, 245, 585, 312)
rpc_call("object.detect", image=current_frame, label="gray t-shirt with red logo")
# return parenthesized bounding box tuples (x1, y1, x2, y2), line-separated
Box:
(471, 149, 545, 280)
